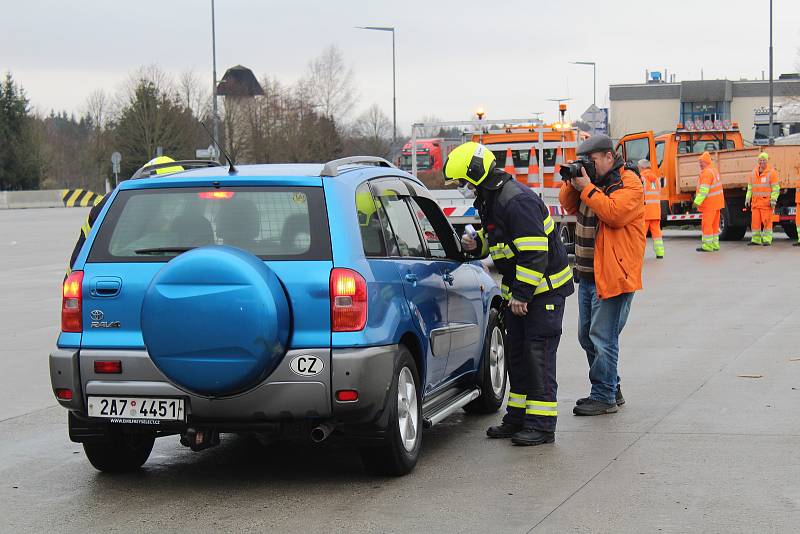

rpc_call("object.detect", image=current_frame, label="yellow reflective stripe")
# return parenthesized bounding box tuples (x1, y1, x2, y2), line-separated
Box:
(477, 229, 489, 256)
(516, 265, 544, 286)
(500, 284, 511, 301)
(533, 265, 573, 295)
(543, 216, 555, 235)
(490, 245, 504, 260)
(81, 220, 92, 237)
(545, 304, 555, 310)
(508, 392, 526, 408)
(526, 400, 557, 416)
(513, 236, 548, 252)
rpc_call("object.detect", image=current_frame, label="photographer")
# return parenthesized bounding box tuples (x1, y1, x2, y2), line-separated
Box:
(558, 135, 645, 416)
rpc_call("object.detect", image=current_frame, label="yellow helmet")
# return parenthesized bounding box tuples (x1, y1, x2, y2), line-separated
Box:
(145, 156, 184, 175)
(758, 152, 769, 161)
(443, 142, 496, 186)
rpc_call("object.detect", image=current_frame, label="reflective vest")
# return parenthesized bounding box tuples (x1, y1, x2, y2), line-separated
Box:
(642, 169, 661, 220)
(694, 166, 724, 212)
(746, 165, 779, 209)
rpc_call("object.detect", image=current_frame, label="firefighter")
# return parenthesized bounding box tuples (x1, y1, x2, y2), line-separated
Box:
(66, 156, 184, 275)
(693, 152, 725, 252)
(638, 159, 664, 258)
(444, 142, 574, 446)
(745, 152, 780, 246)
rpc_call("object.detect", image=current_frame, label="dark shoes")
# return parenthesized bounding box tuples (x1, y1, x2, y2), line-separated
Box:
(794, 242, 800, 247)
(573, 399, 618, 416)
(486, 422, 522, 439)
(747, 242, 761, 246)
(577, 387, 624, 407)
(511, 428, 555, 446)
(696, 247, 711, 252)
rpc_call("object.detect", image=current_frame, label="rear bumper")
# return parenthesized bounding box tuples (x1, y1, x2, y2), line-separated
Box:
(49, 344, 398, 432)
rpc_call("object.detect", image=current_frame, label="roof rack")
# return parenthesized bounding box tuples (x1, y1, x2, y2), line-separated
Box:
(131, 160, 223, 179)
(320, 156, 395, 177)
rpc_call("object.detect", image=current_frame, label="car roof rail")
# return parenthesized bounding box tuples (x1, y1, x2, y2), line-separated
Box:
(131, 160, 223, 179)
(319, 156, 396, 177)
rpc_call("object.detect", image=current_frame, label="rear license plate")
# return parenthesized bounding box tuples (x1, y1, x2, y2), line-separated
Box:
(87, 396, 185, 422)
(789, 207, 797, 216)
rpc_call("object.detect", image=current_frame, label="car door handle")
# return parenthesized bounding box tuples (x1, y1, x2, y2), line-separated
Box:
(404, 273, 418, 287)
(91, 278, 122, 297)
(443, 273, 455, 285)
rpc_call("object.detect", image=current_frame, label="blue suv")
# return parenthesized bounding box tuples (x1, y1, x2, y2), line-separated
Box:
(50, 156, 506, 475)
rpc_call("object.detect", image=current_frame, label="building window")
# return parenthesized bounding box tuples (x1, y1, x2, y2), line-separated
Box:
(680, 101, 730, 125)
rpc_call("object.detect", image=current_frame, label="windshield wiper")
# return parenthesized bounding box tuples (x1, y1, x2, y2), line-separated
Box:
(134, 247, 196, 255)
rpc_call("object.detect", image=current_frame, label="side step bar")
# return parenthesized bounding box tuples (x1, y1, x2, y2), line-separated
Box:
(422, 388, 481, 428)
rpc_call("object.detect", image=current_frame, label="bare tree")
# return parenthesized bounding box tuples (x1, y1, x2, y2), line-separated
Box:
(84, 90, 109, 130)
(415, 114, 444, 138)
(350, 103, 392, 158)
(178, 69, 208, 118)
(304, 45, 357, 124)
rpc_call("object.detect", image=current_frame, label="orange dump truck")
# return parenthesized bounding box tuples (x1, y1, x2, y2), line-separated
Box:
(615, 120, 796, 240)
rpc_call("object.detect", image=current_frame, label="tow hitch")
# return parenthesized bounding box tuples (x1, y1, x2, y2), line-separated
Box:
(180, 428, 220, 452)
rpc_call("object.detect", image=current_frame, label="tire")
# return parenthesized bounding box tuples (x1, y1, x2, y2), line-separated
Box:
(83, 430, 155, 473)
(719, 208, 746, 241)
(359, 346, 421, 476)
(558, 223, 575, 255)
(783, 222, 798, 240)
(464, 307, 506, 414)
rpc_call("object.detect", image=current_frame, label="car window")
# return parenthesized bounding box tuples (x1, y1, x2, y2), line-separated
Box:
(89, 187, 331, 262)
(356, 182, 389, 257)
(678, 139, 736, 154)
(655, 140, 665, 167)
(408, 197, 447, 259)
(623, 137, 650, 165)
(379, 196, 425, 258)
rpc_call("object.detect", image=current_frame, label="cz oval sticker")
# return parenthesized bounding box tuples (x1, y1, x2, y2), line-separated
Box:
(289, 355, 324, 377)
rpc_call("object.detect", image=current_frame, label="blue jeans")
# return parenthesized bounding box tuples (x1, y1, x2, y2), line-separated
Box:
(577, 280, 634, 404)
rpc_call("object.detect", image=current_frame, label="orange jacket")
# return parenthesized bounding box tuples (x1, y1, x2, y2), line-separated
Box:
(641, 168, 662, 220)
(747, 164, 779, 208)
(694, 165, 725, 212)
(560, 168, 646, 300)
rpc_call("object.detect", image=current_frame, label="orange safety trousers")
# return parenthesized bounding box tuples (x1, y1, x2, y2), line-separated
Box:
(645, 220, 662, 238)
(700, 209, 721, 251)
(751, 207, 773, 232)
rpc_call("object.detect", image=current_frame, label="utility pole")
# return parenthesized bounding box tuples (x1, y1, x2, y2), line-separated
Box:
(211, 0, 220, 156)
(768, 0, 774, 145)
(356, 26, 397, 146)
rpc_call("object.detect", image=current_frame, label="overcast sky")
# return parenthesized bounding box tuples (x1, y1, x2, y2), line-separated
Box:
(3, 0, 799, 132)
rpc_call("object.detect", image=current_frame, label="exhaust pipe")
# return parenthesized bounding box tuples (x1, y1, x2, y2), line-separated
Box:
(310, 421, 336, 443)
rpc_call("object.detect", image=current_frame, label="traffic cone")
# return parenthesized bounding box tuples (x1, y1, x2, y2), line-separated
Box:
(527, 148, 540, 187)
(504, 148, 515, 177)
(554, 147, 564, 175)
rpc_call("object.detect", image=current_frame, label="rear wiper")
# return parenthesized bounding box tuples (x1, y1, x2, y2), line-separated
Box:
(134, 247, 196, 255)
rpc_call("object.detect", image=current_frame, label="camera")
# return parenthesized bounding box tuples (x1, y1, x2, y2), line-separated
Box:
(559, 156, 596, 181)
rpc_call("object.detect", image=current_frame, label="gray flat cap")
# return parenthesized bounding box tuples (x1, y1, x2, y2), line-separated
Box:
(577, 134, 614, 156)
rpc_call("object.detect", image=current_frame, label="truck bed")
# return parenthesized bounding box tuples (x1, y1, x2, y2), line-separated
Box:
(677, 146, 800, 193)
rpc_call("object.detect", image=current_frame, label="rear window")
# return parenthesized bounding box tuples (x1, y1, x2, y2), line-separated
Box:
(88, 187, 331, 262)
(678, 139, 735, 154)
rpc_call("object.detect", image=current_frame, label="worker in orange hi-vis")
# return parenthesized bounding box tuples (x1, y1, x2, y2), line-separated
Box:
(692, 152, 725, 252)
(638, 159, 664, 258)
(744, 152, 780, 246)
(794, 178, 800, 247)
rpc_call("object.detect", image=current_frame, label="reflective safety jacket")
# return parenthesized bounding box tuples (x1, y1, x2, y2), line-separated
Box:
(694, 165, 725, 212)
(471, 172, 574, 303)
(66, 194, 107, 276)
(641, 168, 661, 220)
(746, 164, 779, 209)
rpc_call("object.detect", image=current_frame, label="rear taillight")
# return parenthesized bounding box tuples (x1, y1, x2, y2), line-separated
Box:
(62, 271, 83, 333)
(330, 268, 367, 332)
(55, 388, 73, 401)
(94, 360, 122, 374)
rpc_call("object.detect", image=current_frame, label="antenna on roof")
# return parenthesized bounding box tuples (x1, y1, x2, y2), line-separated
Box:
(200, 121, 237, 174)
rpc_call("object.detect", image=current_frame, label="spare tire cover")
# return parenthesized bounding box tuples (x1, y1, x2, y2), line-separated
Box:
(142, 245, 290, 396)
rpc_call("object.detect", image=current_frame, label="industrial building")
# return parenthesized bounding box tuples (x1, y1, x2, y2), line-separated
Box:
(609, 74, 800, 142)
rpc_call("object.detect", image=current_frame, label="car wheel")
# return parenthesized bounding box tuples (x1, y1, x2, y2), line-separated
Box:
(359, 346, 421, 476)
(464, 307, 506, 414)
(83, 429, 156, 473)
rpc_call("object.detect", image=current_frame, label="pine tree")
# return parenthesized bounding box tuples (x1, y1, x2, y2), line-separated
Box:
(0, 73, 42, 190)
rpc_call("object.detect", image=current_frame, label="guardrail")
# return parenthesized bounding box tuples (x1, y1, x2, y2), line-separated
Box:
(0, 189, 103, 209)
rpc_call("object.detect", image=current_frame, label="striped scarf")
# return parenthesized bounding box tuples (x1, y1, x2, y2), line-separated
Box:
(575, 201, 597, 282)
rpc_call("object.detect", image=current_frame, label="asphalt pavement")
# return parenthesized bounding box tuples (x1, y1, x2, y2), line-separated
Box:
(1, 208, 799, 533)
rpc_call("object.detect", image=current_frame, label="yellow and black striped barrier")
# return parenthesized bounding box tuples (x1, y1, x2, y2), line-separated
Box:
(61, 189, 104, 208)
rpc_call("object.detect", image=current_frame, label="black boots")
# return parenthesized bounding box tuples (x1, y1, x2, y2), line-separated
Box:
(486, 422, 522, 438)
(573, 399, 618, 416)
(511, 429, 555, 446)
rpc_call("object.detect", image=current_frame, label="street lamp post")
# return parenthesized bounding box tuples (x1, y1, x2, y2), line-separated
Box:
(211, 0, 220, 156)
(356, 26, 396, 146)
(570, 61, 596, 106)
(768, 0, 774, 145)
